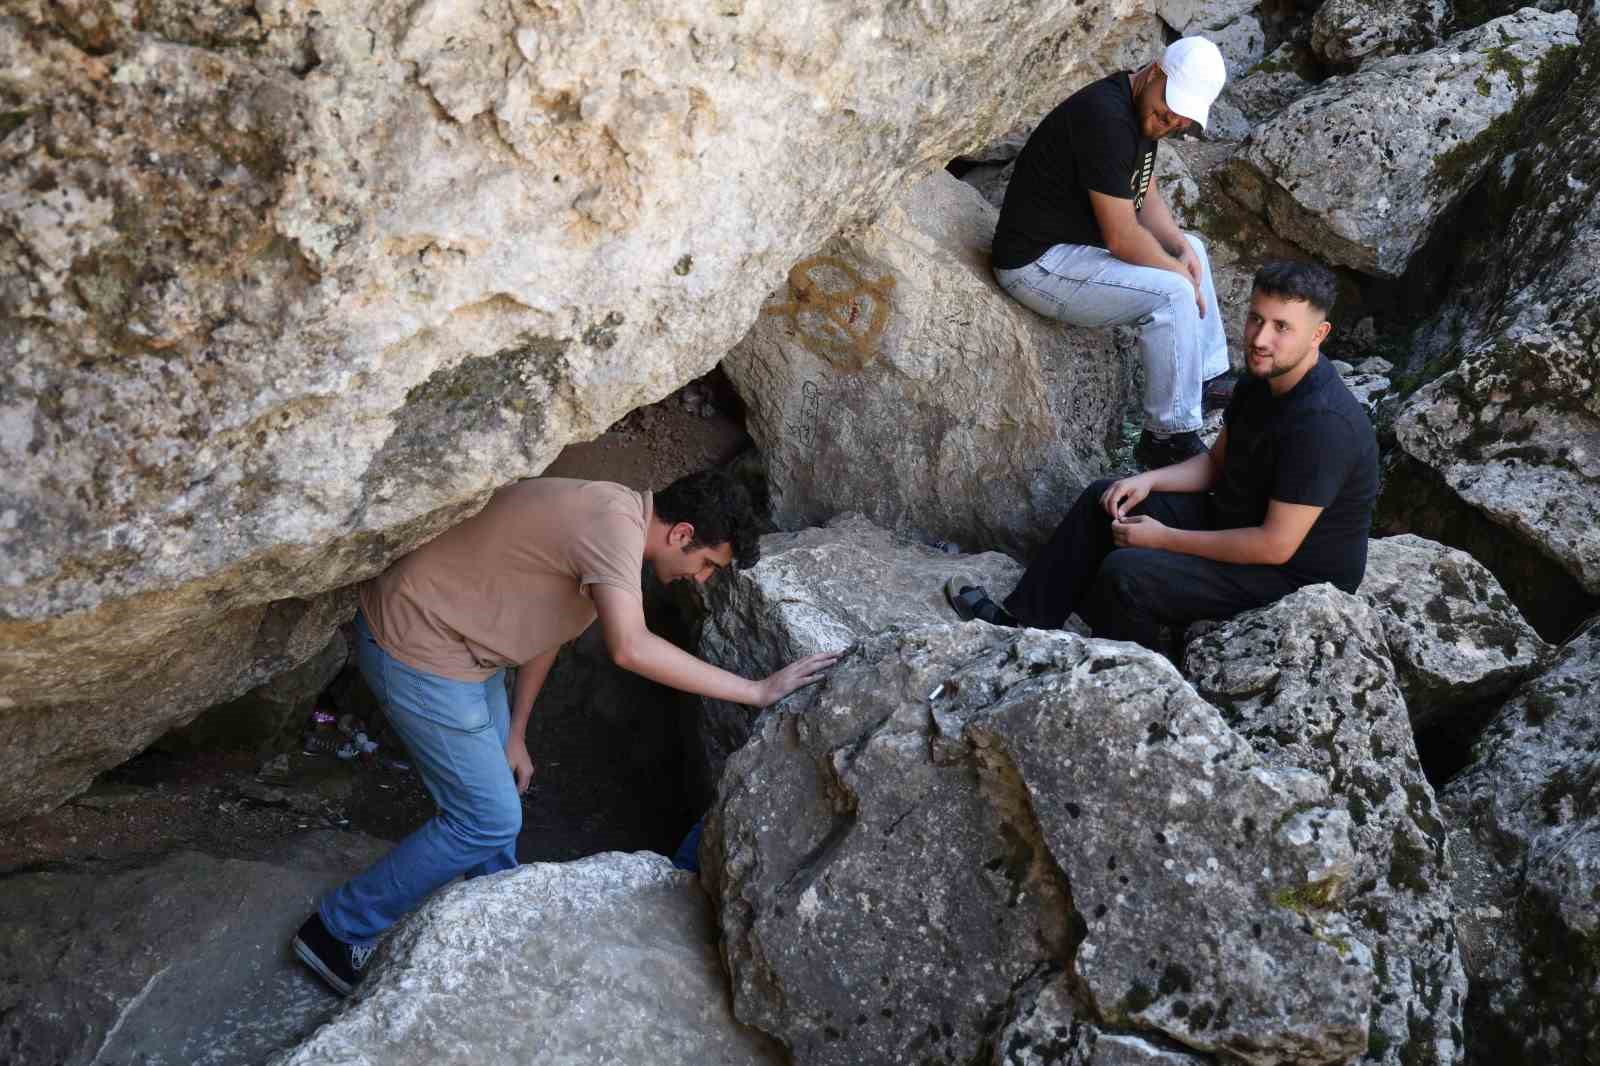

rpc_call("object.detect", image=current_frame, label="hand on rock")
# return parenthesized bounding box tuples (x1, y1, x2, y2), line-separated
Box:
(757, 652, 842, 706)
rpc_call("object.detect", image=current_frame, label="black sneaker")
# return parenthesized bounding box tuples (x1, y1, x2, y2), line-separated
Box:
(293, 912, 375, 996)
(943, 576, 1019, 627)
(1203, 370, 1240, 412)
(1134, 430, 1207, 471)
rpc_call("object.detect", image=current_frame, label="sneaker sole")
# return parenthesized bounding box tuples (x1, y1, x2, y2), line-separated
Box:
(293, 935, 354, 997)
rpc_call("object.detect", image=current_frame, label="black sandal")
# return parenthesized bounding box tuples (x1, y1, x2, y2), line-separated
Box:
(943, 577, 1017, 626)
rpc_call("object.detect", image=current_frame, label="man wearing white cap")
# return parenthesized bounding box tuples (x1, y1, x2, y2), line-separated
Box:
(992, 37, 1232, 471)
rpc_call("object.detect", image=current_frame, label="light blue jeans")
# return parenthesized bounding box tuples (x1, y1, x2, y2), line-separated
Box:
(995, 234, 1229, 434)
(318, 612, 521, 946)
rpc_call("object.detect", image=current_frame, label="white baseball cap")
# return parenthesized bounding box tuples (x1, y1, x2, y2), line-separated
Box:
(1160, 37, 1227, 130)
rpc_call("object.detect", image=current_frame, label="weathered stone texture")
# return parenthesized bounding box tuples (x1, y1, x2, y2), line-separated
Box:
(1311, 0, 1448, 67)
(694, 514, 1021, 793)
(276, 852, 784, 1065)
(0, 0, 1164, 818)
(724, 171, 1135, 556)
(1441, 619, 1600, 1066)
(1185, 585, 1467, 1066)
(1224, 10, 1580, 277)
(1359, 534, 1549, 729)
(706, 623, 1374, 1066)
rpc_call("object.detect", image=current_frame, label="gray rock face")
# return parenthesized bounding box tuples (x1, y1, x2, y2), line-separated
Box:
(1392, 322, 1600, 605)
(1224, 10, 1580, 276)
(1311, 0, 1448, 67)
(1360, 535, 1549, 729)
(1441, 619, 1600, 1066)
(1226, 44, 1317, 123)
(0, 831, 388, 1066)
(1185, 585, 1468, 1066)
(705, 623, 1375, 1066)
(993, 976, 1210, 1065)
(0, 0, 1163, 820)
(723, 171, 1135, 557)
(277, 851, 782, 1065)
(694, 514, 1021, 792)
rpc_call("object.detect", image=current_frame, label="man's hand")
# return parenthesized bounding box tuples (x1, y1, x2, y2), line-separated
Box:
(757, 651, 842, 706)
(1100, 473, 1155, 520)
(505, 736, 535, 794)
(1111, 514, 1170, 550)
(1179, 244, 1207, 318)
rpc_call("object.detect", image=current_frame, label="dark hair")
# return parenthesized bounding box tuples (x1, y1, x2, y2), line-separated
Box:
(1252, 260, 1338, 316)
(654, 468, 762, 569)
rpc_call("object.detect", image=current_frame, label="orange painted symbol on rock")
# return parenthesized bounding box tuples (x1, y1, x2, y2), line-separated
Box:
(763, 255, 896, 369)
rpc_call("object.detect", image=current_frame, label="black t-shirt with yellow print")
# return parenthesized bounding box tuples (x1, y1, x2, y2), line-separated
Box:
(992, 72, 1156, 270)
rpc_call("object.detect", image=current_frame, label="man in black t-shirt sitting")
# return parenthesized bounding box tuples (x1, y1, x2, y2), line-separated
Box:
(947, 261, 1379, 653)
(992, 37, 1232, 471)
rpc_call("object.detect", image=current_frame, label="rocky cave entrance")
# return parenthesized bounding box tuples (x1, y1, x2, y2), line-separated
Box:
(0, 369, 753, 875)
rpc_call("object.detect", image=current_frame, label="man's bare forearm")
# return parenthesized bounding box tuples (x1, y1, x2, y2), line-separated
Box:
(1110, 221, 1186, 276)
(1136, 189, 1188, 259)
(510, 650, 557, 741)
(614, 630, 766, 706)
(1156, 524, 1287, 566)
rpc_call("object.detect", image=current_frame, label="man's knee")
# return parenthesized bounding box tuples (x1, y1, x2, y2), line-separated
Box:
(1094, 550, 1162, 604)
(1183, 232, 1207, 256)
(448, 791, 522, 852)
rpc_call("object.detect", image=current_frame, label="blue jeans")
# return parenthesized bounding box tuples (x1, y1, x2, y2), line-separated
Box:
(994, 234, 1229, 434)
(318, 612, 521, 946)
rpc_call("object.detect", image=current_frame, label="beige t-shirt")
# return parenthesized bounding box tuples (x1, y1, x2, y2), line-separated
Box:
(359, 479, 652, 682)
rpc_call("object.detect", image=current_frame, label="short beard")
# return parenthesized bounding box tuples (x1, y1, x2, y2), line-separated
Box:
(1247, 349, 1310, 379)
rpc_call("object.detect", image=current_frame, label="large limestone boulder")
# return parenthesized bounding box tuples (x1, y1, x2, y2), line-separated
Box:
(693, 514, 1022, 795)
(993, 975, 1211, 1065)
(276, 851, 783, 1065)
(1387, 321, 1600, 641)
(1226, 44, 1318, 123)
(1185, 585, 1467, 1066)
(0, 0, 1164, 819)
(1222, 9, 1580, 277)
(0, 831, 388, 1066)
(1376, 29, 1600, 645)
(1311, 0, 1448, 67)
(1359, 534, 1549, 730)
(705, 623, 1373, 1066)
(1441, 619, 1600, 1066)
(723, 170, 1135, 557)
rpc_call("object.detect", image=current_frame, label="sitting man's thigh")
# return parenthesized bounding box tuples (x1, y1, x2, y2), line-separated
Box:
(1096, 548, 1297, 626)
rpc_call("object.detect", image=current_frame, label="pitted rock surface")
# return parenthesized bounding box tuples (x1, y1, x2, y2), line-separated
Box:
(692, 513, 1021, 794)
(705, 623, 1373, 1066)
(1185, 585, 1467, 1066)
(275, 852, 783, 1066)
(1441, 619, 1600, 1066)
(1310, 0, 1447, 67)
(1225, 44, 1317, 122)
(992, 976, 1210, 1065)
(1360, 535, 1549, 729)
(0, 0, 1164, 819)
(1224, 10, 1579, 277)
(723, 171, 1136, 557)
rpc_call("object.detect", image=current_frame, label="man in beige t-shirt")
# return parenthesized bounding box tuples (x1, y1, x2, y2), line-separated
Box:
(293, 469, 836, 996)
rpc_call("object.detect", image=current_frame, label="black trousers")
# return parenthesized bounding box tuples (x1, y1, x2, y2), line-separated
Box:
(1002, 479, 1301, 651)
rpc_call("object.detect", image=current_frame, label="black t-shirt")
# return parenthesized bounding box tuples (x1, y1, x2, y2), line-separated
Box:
(992, 73, 1157, 270)
(1213, 357, 1380, 592)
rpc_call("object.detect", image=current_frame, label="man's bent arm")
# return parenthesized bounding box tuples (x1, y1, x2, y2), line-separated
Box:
(1135, 184, 1189, 259)
(591, 585, 767, 705)
(510, 649, 558, 742)
(1156, 498, 1324, 565)
(1089, 191, 1186, 276)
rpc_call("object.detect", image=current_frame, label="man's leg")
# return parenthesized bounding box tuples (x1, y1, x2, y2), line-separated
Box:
(318, 615, 523, 945)
(995, 242, 1206, 435)
(462, 671, 518, 879)
(1078, 547, 1301, 652)
(1001, 483, 1213, 629)
(1001, 478, 1119, 629)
